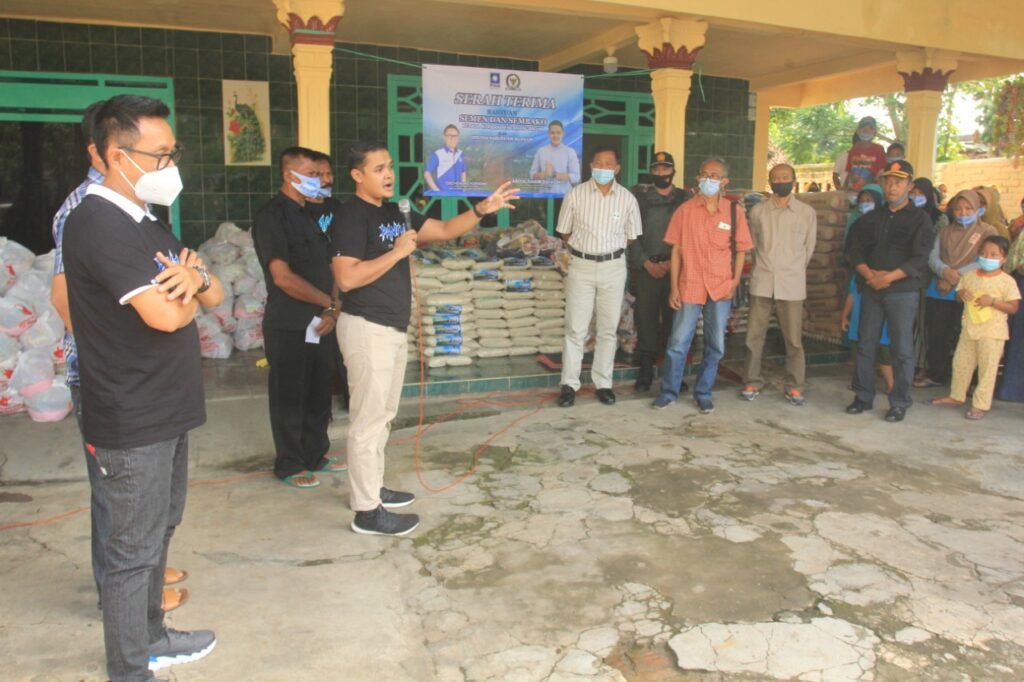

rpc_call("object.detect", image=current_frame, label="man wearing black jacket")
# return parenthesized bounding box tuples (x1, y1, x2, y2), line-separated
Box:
(844, 160, 936, 422)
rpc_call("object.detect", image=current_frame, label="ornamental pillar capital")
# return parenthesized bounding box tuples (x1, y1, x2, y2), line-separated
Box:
(896, 48, 959, 92)
(273, 0, 345, 46)
(635, 17, 707, 70)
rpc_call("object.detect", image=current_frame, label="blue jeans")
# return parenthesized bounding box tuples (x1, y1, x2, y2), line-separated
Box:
(854, 288, 918, 409)
(659, 299, 732, 402)
(72, 384, 110, 603)
(94, 434, 190, 681)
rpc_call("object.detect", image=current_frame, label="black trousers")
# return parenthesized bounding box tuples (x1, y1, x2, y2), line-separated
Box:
(924, 297, 963, 384)
(633, 267, 673, 369)
(264, 326, 333, 479)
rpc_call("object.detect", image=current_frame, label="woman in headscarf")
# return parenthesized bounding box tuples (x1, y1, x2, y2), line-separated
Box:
(845, 184, 883, 238)
(974, 186, 1011, 240)
(909, 178, 948, 377)
(915, 189, 998, 388)
(995, 229, 1024, 402)
(1009, 195, 1024, 242)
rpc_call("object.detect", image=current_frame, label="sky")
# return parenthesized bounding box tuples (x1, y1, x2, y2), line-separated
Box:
(848, 91, 983, 138)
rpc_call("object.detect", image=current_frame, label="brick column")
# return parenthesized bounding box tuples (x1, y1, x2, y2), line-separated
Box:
(636, 18, 707, 187)
(273, 0, 345, 154)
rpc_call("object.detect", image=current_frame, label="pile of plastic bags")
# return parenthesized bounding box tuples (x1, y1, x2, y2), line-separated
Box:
(195, 222, 268, 358)
(0, 237, 72, 421)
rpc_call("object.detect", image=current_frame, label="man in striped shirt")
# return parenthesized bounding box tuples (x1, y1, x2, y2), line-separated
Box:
(556, 146, 642, 407)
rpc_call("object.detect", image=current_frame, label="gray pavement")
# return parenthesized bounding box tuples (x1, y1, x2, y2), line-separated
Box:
(2, 364, 1024, 680)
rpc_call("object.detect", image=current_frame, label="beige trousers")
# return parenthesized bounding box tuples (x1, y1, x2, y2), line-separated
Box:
(561, 255, 628, 391)
(950, 336, 1005, 411)
(336, 312, 408, 511)
(743, 295, 806, 392)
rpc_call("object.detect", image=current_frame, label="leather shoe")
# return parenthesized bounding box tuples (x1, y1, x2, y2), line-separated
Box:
(557, 385, 575, 407)
(884, 406, 906, 422)
(845, 399, 871, 414)
(634, 376, 652, 392)
(596, 388, 616, 405)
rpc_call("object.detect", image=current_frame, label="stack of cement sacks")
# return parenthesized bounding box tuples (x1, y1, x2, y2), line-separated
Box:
(196, 222, 268, 357)
(796, 191, 852, 343)
(407, 252, 566, 368)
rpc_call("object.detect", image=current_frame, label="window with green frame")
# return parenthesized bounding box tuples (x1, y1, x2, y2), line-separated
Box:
(386, 74, 653, 232)
(0, 70, 179, 235)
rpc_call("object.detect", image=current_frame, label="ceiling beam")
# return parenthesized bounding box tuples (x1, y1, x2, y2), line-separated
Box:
(537, 22, 640, 72)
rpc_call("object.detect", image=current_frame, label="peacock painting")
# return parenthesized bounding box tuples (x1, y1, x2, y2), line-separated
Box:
(222, 81, 271, 165)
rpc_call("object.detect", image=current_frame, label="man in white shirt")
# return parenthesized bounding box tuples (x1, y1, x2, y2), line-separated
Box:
(556, 146, 642, 407)
(530, 120, 580, 195)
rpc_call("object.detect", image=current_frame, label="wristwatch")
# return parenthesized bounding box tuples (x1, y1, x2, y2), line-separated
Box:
(193, 265, 212, 294)
(472, 203, 485, 219)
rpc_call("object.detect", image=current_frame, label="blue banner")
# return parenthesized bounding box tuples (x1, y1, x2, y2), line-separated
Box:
(422, 64, 584, 198)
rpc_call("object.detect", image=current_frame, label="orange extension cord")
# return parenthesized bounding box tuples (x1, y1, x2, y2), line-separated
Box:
(0, 262, 564, 531)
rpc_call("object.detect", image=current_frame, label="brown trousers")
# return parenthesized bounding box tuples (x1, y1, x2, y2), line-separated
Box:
(743, 295, 806, 392)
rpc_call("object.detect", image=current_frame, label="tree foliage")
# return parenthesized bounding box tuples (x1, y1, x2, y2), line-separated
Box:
(768, 102, 857, 165)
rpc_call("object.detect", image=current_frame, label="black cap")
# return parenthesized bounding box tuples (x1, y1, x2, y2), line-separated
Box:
(878, 159, 914, 179)
(650, 151, 675, 169)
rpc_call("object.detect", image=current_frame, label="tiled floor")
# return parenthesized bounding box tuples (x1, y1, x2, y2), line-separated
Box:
(203, 330, 849, 400)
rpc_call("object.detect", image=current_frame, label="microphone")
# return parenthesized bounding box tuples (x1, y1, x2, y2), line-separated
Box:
(398, 198, 413, 233)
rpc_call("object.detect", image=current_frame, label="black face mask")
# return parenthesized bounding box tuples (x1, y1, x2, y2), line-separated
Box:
(771, 181, 794, 198)
(652, 173, 675, 189)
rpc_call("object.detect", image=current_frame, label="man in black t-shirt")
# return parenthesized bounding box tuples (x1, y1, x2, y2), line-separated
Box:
(305, 150, 349, 410)
(63, 95, 223, 681)
(331, 141, 519, 536)
(252, 147, 342, 488)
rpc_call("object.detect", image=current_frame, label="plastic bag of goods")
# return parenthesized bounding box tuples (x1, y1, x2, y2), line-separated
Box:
(25, 380, 72, 422)
(234, 319, 264, 351)
(32, 250, 56, 273)
(0, 297, 37, 337)
(19, 309, 64, 352)
(206, 241, 241, 265)
(0, 334, 18, 387)
(234, 294, 265, 320)
(0, 237, 36, 294)
(9, 349, 55, 398)
(0, 386, 25, 415)
(5, 269, 51, 306)
(201, 332, 233, 359)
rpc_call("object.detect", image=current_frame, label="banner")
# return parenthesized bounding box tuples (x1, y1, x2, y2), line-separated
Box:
(422, 65, 584, 199)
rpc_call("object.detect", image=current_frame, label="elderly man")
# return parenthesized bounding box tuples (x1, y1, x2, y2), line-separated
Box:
(557, 146, 642, 407)
(741, 164, 817, 405)
(653, 157, 752, 414)
(845, 159, 936, 422)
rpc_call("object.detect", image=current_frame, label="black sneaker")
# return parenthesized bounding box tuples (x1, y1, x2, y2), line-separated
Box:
(380, 487, 415, 509)
(845, 399, 871, 414)
(352, 505, 420, 536)
(557, 384, 575, 407)
(148, 628, 217, 671)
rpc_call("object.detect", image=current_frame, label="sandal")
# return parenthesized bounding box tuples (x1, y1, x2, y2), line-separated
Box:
(927, 396, 963, 407)
(281, 472, 320, 488)
(913, 377, 943, 388)
(164, 567, 188, 586)
(161, 587, 189, 613)
(316, 456, 348, 473)
(965, 408, 986, 420)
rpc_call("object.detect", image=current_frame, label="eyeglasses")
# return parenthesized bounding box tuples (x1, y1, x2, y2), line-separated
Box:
(697, 173, 725, 181)
(121, 145, 184, 170)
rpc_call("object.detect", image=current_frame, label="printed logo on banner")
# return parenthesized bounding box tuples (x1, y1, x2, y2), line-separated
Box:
(505, 73, 521, 91)
(490, 72, 500, 88)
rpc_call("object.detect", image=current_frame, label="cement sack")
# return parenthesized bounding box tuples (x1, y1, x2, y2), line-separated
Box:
(476, 348, 510, 358)
(473, 296, 504, 309)
(477, 326, 511, 338)
(414, 277, 443, 291)
(427, 293, 471, 306)
(533, 290, 563, 301)
(472, 267, 501, 281)
(533, 279, 565, 291)
(535, 309, 564, 323)
(441, 258, 474, 270)
(501, 258, 531, 271)
(535, 298, 565, 309)
(438, 270, 472, 284)
(476, 318, 509, 331)
(508, 346, 538, 356)
(417, 266, 448, 279)
(531, 270, 563, 282)
(424, 304, 474, 315)
(445, 354, 473, 367)
(536, 317, 564, 330)
(538, 344, 562, 353)
(475, 308, 504, 320)
(478, 336, 512, 349)
(508, 334, 541, 346)
(504, 309, 537, 321)
(439, 280, 472, 294)
(471, 281, 504, 292)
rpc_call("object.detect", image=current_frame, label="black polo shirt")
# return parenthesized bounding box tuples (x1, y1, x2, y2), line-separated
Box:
(846, 202, 935, 293)
(252, 192, 334, 330)
(330, 196, 426, 331)
(62, 187, 205, 450)
(629, 184, 691, 268)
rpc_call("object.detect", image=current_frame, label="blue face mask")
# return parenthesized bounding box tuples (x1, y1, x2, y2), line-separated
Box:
(859, 201, 875, 214)
(977, 206, 987, 217)
(290, 170, 322, 199)
(977, 256, 1002, 272)
(699, 177, 722, 197)
(955, 213, 978, 227)
(317, 186, 333, 199)
(887, 155, 903, 163)
(591, 168, 615, 185)
(911, 194, 927, 208)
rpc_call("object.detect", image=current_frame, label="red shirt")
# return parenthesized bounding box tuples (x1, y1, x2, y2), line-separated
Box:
(844, 142, 887, 191)
(664, 196, 753, 305)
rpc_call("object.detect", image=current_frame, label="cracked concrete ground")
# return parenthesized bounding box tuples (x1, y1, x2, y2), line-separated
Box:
(2, 365, 1024, 680)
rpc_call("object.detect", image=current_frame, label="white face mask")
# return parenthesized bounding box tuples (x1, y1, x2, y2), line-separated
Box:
(119, 151, 183, 206)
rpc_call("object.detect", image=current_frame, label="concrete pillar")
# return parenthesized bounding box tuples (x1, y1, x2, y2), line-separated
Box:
(751, 94, 772, 191)
(636, 18, 707, 187)
(896, 49, 958, 181)
(273, 0, 345, 154)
